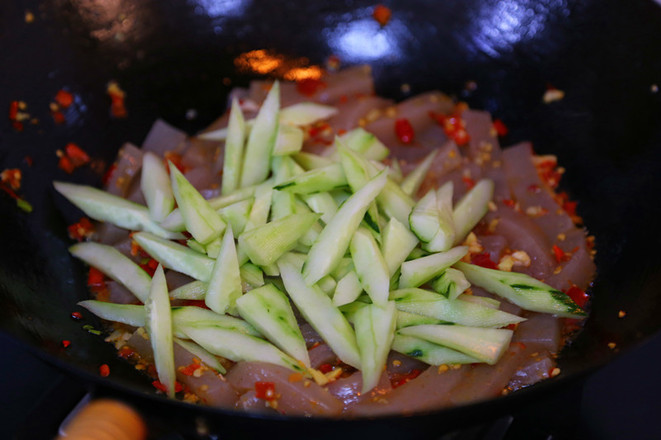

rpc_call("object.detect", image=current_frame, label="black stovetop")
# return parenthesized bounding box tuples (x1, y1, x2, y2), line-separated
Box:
(3, 331, 661, 440)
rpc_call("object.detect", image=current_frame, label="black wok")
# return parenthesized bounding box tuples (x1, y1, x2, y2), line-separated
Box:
(2, 0, 661, 438)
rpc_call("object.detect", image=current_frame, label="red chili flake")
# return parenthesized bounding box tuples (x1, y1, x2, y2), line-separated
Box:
(391, 369, 422, 389)
(1, 168, 22, 190)
(429, 111, 470, 145)
(453, 128, 470, 146)
(65, 143, 91, 167)
(179, 300, 211, 309)
(527, 184, 541, 193)
(564, 284, 589, 309)
(255, 381, 277, 401)
(118, 346, 136, 360)
(58, 155, 75, 174)
(552, 245, 566, 263)
(563, 200, 578, 217)
(372, 4, 392, 26)
(99, 364, 110, 377)
(492, 119, 508, 137)
(318, 363, 333, 374)
(87, 267, 105, 288)
(52, 110, 66, 124)
(55, 89, 74, 108)
(164, 152, 187, 174)
(62, 340, 71, 348)
(515, 341, 527, 350)
(394, 118, 415, 144)
(505, 323, 519, 331)
(71, 311, 83, 320)
(179, 362, 203, 377)
(471, 252, 498, 270)
(67, 217, 94, 241)
(107, 81, 127, 118)
(462, 176, 476, 189)
(102, 163, 117, 186)
(502, 199, 516, 208)
(139, 258, 159, 277)
(9, 101, 19, 121)
(152, 380, 183, 393)
(296, 78, 326, 97)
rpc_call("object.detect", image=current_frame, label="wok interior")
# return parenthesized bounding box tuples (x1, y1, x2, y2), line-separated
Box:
(1, 0, 661, 431)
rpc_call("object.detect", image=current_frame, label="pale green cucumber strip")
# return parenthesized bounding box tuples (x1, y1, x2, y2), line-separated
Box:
(240, 81, 280, 187)
(389, 158, 403, 183)
(302, 170, 388, 285)
(160, 185, 258, 232)
(271, 190, 296, 221)
(354, 301, 397, 393)
(145, 265, 176, 397)
(70, 242, 151, 303)
(243, 182, 273, 232)
(170, 306, 261, 337)
(401, 149, 438, 196)
(338, 143, 381, 232)
(399, 246, 468, 288)
(431, 267, 470, 300)
(390, 288, 525, 328)
(78, 300, 146, 327)
(292, 152, 336, 170)
(262, 263, 280, 277)
(205, 226, 242, 315)
(273, 124, 304, 156)
(395, 310, 448, 329)
(53, 182, 183, 240)
(292, 199, 322, 246)
(302, 192, 338, 224)
(331, 127, 389, 161)
(409, 189, 441, 242)
(239, 212, 320, 267)
(141, 152, 174, 222)
(423, 181, 455, 252)
(170, 280, 206, 300)
(376, 178, 415, 226)
(170, 163, 226, 245)
(186, 238, 207, 254)
(316, 275, 337, 296)
(236, 284, 310, 367)
(133, 232, 214, 282)
(219, 198, 253, 236)
(392, 334, 481, 365)
(173, 338, 226, 374)
(333, 269, 363, 307)
(398, 324, 513, 365)
(203, 236, 222, 259)
(452, 179, 494, 243)
(457, 293, 501, 310)
(222, 97, 247, 195)
(274, 163, 347, 195)
(181, 323, 305, 373)
(381, 217, 419, 277)
(279, 256, 361, 369)
(454, 262, 587, 318)
(279, 102, 338, 126)
(240, 262, 264, 288)
(350, 227, 390, 307)
(330, 257, 354, 280)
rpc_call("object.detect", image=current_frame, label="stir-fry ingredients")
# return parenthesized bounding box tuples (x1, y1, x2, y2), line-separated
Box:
(56, 65, 595, 416)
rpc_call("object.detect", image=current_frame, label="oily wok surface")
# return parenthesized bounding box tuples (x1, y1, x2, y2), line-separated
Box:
(1, 0, 661, 437)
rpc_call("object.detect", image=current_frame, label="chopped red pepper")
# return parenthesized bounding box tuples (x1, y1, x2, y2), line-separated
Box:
(67, 217, 94, 241)
(58, 155, 75, 174)
(179, 300, 211, 309)
(255, 381, 277, 401)
(564, 284, 589, 308)
(563, 200, 578, 217)
(318, 363, 333, 374)
(87, 267, 105, 288)
(471, 252, 498, 269)
(179, 360, 203, 377)
(8, 101, 19, 121)
(102, 163, 117, 186)
(394, 118, 415, 144)
(139, 258, 159, 277)
(462, 176, 476, 189)
(429, 111, 470, 145)
(61, 340, 71, 348)
(71, 311, 83, 320)
(51, 110, 66, 124)
(527, 184, 541, 193)
(118, 346, 136, 360)
(1, 168, 22, 190)
(391, 369, 422, 388)
(492, 119, 508, 137)
(99, 364, 110, 377)
(552, 245, 567, 263)
(164, 152, 187, 174)
(152, 380, 183, 393)
(372, 5, 392, 26)
(107, 81, 128, 118)
(55, 89, 74, 108)
(296, 78, 326, 97)
(502, 199, 516, 208)
(65, 143, 91, 167)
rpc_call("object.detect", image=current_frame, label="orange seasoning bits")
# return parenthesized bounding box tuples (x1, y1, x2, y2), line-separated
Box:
(107, 81, 128, 118)
(9, 100, 30, 131)
(372, 4, 392, 27)
(68, 217, 95, 241)
(57, 143, 91, 174)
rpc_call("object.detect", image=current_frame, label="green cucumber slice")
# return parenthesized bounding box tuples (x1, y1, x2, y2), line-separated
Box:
(381, 217, 419, 277)
(222, 97, 247, 195)
(391, 334, 481, 365)
(141, 152, 174, 222)
(170, 280, 206, 300)
(292, 152, 336, 170)
(453, 179, 494, 243)
(401, 149, 438, 196)
(431, 267, 470, 300)
(354, 301, 397, 393)
(273, 124, 304, 156)
(170, 306, 260, 337)
(350, 227, 390, 307)
(274, 163, 347, 195)
(333, 269, 363, 307)
(236, 284, 310, 367)
(78, 300, 146, 327)
(399, 246, 468, 288)
(205, 226, 242, 315)
(279, 102, 338, 126)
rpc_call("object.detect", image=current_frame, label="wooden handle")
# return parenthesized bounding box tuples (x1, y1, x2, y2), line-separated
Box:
(57, 399, 146, 440)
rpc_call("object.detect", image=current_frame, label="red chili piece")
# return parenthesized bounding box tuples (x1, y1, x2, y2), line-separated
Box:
(55, 89, 74, 108)
(99, 364, 110, 377)
(391, 369, 422, 388)
(296, 78, 326, 97)
(493, 119, 508, 136)
(318, 363, 333, 374)
(71, 311, 83, 320)
(551, 245, 567, 263)
(471, 252, 498, 270)
(462, 176, 476, 189)
(394, 118, 415, 144)
(118, 346, 136, 360)
(87, 267, 105, 288)
(67, 217, 94, 241)
(139, 258, 159, 277)
(255, 381, 277, 401)
(65, 143, 91, 167)
(152, 380, 183, 393)
(564, 284, 589, 308)
(372, 5, 392, 26)
(61, 340, 71, 348)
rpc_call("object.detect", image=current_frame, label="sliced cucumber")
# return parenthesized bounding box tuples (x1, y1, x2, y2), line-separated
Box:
(302, 192, 338, 224)
(395, 310, 448, 329)
(392, 334, 481, 365)
(399, 246, 468, 288)
(398, 324, 513, 365)
(132, 232, 214, 282)
(70, 242, 151, 303)
(240, 262, 264, 288)
(53, 182, 182, 240)
(279, 255, 361, 369)
(339, 143, 381, 232)
(338, 127, 390, 161)
(242, 181, 273, 232)
(380, 217, 419, 277)
(145, 265, 176, 397)
(431, 267, 470, 300)
(170, 280, 206, 300)
(456, 293, 501, 310)
(78, 300, 146, 327)
(354, 301, 397, 393)
(205, 226, 242, 315)
(292, 152, 335, 170)
(350, 227, 390, 307)
(274, 164, 347, 195)
(401, 149, 438, 197)
(454, 262, 587, 318)
(236, 284, 310, 367)
(423, 181, 455, 252)
(218, 198, 253, 236)
(302, 170, 388, 285)
(333, 269, 363, 307)
(222, 97, 246, 195)
(141, 151, 174, 222)
(279, 102, 338, 126)
(170, 306, 260, 337)
(452, 179, 494, 243)
(409, 189, 441, 242)
(273, 124, 304, 156)
(390, 288, 525, 328)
